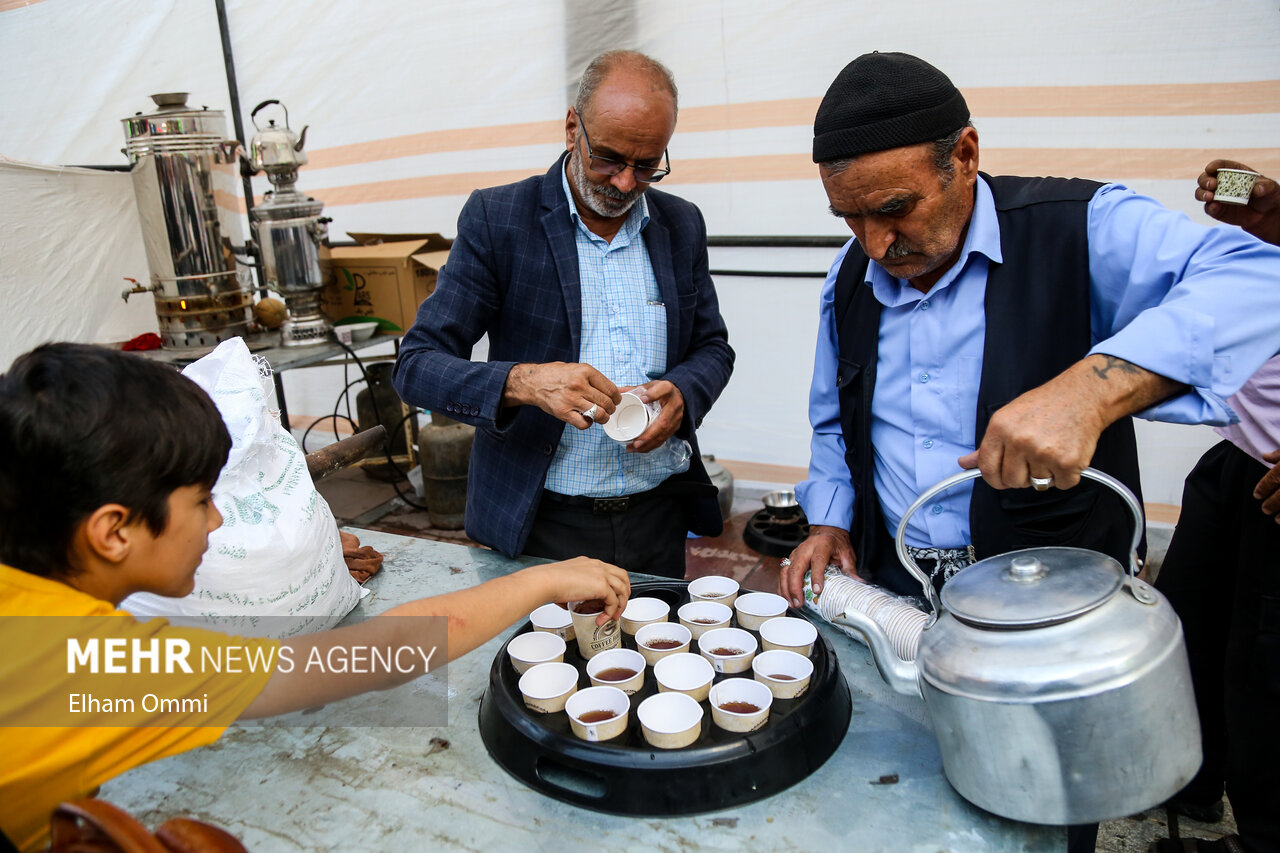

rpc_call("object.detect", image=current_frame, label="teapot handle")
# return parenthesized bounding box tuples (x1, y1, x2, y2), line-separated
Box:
(894, 467, 1144, 614)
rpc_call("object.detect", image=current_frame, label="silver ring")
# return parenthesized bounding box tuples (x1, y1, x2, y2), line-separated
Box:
(779, 558, 791, 569)
(581, 404, 599, 422)
(1030, 475, 1053, 491)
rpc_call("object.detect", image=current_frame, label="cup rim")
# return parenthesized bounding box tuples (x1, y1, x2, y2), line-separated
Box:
(565, 684, 630, 722)
(697, 627, 758, 659)
(584, 647, 646, 678)
(735, 591, 789, 617)
(637, 691, 704, 733)
(529, 602, 573, 629)
(759, 615, 818, 644)
(677, 600, 733, 622)
(636, 621, 692, 648)
(751, 649, 815, 681)
(518, 661, 580, 699)
(653, 652, 715, 689)
(621, 596, 671, 621)
(688, 575, 740, 594)
(508, 630, 567, 663)
(710, 678, 774, 715)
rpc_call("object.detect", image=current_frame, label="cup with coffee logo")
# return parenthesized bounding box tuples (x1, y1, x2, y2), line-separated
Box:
(709, 677, 773, 733)
(751, 649, 815, 700)
(734, 591, 789, 631)
(585, 647, 646, 695)
(569, 598, 622, 659)
(653, 652, 715, 702)
(687, 575, 739, 606)
(518, 661, 580, 713)
(696, 626, 757, 674)
(635, 621, 692, 666)
(759, 616, 818, 656)
(506, 630, 567, 674)
(529, 602, 575, 642)
(677, 600, 733, 640)
(637, 691, 704, 749)
(565, 685, 631, 742)
(619, 596, 670, 636)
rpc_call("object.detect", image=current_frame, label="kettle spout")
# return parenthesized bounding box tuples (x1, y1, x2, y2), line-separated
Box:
(833, 608, 922, 697)
(295, 125, 309, 152)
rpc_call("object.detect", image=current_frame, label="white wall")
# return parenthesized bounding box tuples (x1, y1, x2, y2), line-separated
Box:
(2, 0, 1276, 505)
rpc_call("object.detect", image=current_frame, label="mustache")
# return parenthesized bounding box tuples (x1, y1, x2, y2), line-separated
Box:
(592, 183, 639, 203)
(883, 240, 916, 260)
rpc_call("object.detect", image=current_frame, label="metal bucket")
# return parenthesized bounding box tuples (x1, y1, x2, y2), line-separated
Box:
(122, 93, 253, 349)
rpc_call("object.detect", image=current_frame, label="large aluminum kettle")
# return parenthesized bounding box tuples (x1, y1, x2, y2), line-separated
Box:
(834, 467, 1200, 825)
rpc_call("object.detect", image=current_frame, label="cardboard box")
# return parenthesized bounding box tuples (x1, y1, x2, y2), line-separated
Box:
(321, 233, 452, 333)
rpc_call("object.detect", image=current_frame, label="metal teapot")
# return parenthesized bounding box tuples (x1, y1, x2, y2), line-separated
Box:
(834, 468, 1200, 825)
(248, 100, 308, 181)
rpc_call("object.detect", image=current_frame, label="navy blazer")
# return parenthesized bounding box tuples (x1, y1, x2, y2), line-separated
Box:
(393, 154, 735, 557)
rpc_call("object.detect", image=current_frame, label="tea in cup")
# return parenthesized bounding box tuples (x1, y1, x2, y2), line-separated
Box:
(697, 627, 757, 674)
(635, 622, 692, 666)
(709, 677, 773, 733)
(569, 598, 622, 659)
(677, 600, 733, 640)
(687, 575, 739, 606)
(565, 685, 631, 742)
(751, 649, 814, 700)
(585, 647, 646, 695)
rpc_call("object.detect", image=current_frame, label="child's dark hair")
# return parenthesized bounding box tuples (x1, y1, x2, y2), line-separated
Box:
(0, 342, 231, 578)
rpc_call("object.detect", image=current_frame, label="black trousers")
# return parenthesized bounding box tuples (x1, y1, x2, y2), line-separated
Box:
(1156, 440, 1280, 853)
(522, 489, 688, 578)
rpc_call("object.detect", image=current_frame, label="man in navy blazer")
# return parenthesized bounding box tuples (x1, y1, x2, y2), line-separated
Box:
(393, 50, 734, 577)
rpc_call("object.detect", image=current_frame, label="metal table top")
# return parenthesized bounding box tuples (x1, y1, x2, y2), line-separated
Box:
(99, 531, 1064, 852)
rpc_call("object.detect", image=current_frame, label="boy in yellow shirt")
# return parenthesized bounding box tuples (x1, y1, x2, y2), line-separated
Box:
(0, 343, 630, 852)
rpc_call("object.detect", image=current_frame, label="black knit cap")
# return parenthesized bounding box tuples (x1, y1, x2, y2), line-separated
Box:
(812, 51, 970, 163)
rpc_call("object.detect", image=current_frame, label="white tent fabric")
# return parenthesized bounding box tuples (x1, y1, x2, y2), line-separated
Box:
(1, 0, 1277, 501)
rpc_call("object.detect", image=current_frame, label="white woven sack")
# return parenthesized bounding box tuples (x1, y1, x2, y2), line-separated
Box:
(123, 337, 364, 637)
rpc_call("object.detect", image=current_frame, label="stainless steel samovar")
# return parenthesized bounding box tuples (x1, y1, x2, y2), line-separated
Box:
(246, 100, 331, 346)
(121, 93, 254, 349)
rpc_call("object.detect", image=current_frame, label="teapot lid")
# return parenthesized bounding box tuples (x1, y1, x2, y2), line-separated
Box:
(940, 546, 1124, 628)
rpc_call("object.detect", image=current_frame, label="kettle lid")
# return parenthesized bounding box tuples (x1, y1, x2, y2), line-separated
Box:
(940, 546, 1124, 628)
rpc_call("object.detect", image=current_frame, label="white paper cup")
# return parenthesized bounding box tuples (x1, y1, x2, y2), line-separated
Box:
(1213, 168, 1261, 205)
(677, 600, 733, 640)
(635, 622, 692, 667)
(653, 652, 715, 702)
(619, 597, 670, 635)
(759, 616, 818, 656)
(697, 626, 757, 674)
(507, 631, 566, 674)
(734, 591, 789, 631)
(518, 661, 580, 713)
(530, 603, 575, 642)
(638, 691, 704, 749)
(568, 599, 622, 659)
(688, 575, 740, 606)
(603, 391, 660, 442)
(565, 685, 631, 742)
(752, 649, 815, 699)
(709, 678, 773, 733)
(585, 647, 646, 695)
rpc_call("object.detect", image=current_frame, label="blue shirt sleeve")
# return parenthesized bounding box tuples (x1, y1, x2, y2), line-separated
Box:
(795, 239, 857, 530)
(1086, 184, 1280, 425)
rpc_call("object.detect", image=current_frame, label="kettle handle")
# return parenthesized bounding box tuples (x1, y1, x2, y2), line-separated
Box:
(894, 467, 1144, 614)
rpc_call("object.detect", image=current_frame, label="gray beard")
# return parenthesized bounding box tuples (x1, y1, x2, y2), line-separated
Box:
(883, 240, 916, 260)
(569, 150, 640, 219)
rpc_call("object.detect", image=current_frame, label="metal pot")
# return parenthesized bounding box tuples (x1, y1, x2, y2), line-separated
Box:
(834, 468, 1200, 825)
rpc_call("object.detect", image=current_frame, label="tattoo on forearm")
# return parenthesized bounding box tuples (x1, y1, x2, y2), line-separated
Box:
(1091, 356, 1141, 381)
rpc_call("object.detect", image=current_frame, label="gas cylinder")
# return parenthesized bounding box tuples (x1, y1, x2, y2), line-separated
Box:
(418, 411, 475, 529)
(355, 362, 418, 481)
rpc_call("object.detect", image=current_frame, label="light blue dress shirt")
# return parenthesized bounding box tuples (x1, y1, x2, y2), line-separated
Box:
(798, 176, 1280, 549)
(543, 168, 687, 497)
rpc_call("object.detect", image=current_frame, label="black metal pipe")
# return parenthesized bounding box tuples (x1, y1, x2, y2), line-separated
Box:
(214, 0, 265, 296)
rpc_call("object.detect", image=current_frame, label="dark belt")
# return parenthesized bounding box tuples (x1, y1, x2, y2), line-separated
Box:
(541, 486, 667, 514)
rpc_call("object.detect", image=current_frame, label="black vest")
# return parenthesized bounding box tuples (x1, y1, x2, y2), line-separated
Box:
(833, 174, 1145, 596)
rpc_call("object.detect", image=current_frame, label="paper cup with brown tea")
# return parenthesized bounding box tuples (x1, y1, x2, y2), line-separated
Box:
(585, 647, 646, 695)
(635, 621, 692, 666)
(565, 685, 631, 742)
(752, 649, 814, 700)
(709, 677, 773, 733)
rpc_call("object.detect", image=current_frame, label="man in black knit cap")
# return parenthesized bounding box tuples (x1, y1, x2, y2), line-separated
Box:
(778, 52, 1280, 853)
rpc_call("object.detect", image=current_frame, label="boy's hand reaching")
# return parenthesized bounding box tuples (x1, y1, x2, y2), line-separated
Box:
(528, 557, 631, 625)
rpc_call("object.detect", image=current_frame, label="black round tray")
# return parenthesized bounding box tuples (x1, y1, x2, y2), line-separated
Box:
(478, 580, 852, 816)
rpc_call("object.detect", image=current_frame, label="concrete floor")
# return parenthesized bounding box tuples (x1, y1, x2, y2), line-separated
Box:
(315, 466, 1237, 852)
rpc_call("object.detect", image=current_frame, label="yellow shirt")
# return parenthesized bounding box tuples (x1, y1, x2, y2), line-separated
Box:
(0, 564, 278, 852)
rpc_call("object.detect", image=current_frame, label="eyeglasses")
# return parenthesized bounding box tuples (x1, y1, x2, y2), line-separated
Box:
(577, 118, 671, 183)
